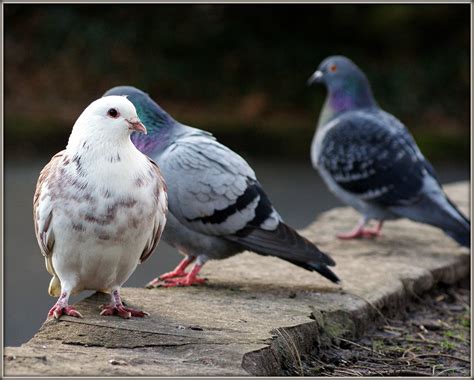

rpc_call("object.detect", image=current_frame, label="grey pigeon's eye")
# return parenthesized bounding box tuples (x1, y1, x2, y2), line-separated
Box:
(107, 108, 119, 118)
(329, 64, 337, 73)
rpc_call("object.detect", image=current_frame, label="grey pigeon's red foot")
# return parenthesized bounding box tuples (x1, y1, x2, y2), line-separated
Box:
(146, 256, 195, 288)
(159, 256, 195, 280)
(48, 304, 83, 319)
(161, 264, 207, 287)
(100, 289, 149, 319)
(337, 221, 383, 240)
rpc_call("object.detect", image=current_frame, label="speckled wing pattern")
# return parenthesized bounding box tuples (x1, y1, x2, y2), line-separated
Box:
(159, 133, 281, 237)
(318, 110, 429, 207)
(33, 150, 65, 259)
(139, 158, 168, 263)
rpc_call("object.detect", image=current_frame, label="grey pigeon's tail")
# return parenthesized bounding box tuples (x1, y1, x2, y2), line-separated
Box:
(227, 223, 340, 283)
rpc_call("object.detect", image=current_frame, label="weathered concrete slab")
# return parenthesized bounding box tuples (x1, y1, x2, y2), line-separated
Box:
(4, 182, 470, 376)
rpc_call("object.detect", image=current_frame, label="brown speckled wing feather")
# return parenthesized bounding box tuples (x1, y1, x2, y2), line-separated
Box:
(140, 158, 168, 263)
(33, 150, 65, 258)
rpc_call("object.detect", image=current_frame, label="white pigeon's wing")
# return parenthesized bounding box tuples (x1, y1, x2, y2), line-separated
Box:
(159, 135, 281, 236)
(139, 158, 168, 263)
(33, 151, 65, 259)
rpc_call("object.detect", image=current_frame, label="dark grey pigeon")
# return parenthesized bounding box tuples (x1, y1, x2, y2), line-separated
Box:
(102, 86, 340, 287)
(308, 55, 470, 247)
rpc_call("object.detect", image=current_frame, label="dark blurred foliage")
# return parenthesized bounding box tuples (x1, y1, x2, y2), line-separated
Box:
(4, 4, 470, 162)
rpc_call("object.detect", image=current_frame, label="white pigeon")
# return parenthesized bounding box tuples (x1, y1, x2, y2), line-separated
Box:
(33, 96, 168, 319)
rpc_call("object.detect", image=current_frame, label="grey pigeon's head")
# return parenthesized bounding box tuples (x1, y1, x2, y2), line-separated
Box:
(103, 86, 175, 132)
(103, 86, 177, 154)
(308, 56, 377, 112)
(103, 86, 157, 117)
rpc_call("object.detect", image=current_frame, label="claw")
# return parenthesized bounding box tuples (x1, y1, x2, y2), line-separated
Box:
(161, 275, 207, 287)
(145, 277, 162, 289)
(48, 304, 83, 319)
(337, 220, 383, 240)
(100, 304, 148, 319)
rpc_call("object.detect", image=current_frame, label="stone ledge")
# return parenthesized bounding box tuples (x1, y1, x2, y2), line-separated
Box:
(4, 182, 470, 376)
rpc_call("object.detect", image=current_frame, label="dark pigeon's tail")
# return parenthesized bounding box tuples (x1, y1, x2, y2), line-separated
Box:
(442, 197, 470, 248)
(226, 222, 340, 283)
(392, 191, 470, 248)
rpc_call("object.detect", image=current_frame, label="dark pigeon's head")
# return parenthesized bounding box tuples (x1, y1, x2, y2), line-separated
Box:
(308, 56, 369, 88)
(308, 56, 376, 111)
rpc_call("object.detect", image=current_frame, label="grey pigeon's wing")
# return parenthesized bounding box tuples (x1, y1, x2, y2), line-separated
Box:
(159, 133, 340, 282)
(139, 158, 168, 263)
(159, 135, 281, 237)
(33, 150, 65, 259)
(318, 110, 430, 207)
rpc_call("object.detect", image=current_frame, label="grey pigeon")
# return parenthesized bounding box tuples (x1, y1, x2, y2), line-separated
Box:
(308, 55, 470, 247)
(34, 96, 168, 319)
(103, 86, 340, 286)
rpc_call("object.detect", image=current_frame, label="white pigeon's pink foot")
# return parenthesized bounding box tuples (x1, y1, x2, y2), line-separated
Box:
(100, 289, 149, 319)
(100, 304, 149, 319)
(48, 304, 83, 319)
(47, 292, 83, 319)
(337, 220, 384, 240)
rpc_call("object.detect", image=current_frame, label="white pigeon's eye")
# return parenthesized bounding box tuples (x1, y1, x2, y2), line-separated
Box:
(107, 108, 119, 118)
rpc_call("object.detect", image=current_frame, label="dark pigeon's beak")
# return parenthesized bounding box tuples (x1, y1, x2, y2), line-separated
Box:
(126, 117, 147, 134)
(307, 70, 324, 86)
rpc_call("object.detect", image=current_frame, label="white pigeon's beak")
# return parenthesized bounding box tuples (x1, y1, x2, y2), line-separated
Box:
(126, 117, 147, 134)
(307, 70, 324, 86)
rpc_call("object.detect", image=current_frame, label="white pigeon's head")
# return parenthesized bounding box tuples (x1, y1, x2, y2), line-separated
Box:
(70, 96, 147, 143)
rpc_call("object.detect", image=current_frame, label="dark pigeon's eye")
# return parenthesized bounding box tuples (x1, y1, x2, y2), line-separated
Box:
(107, 108, 119, 118)
(329, 64, 337, 73)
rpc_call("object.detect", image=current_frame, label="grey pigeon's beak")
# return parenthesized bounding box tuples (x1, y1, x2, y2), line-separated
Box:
(126, 117, 147, 134)
(307, 70, 324, 86)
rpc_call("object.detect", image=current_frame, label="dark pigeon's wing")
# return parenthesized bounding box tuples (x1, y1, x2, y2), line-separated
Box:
(318, 110, 429, 207)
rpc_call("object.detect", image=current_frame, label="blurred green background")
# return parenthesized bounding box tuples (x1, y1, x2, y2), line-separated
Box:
(4, 3, 470, 163)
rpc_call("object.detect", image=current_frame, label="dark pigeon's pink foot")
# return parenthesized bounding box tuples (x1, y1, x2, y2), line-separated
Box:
(48, 304, 83, 319)
(337, 221, 383, 240)
(100, 304, 149, 319)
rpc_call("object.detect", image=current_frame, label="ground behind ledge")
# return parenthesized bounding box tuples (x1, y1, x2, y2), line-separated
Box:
(3, 181, 470, 376)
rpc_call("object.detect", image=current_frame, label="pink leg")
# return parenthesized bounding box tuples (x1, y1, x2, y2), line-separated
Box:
(48, 292, 83, 319)
(146, 256, 195, 288)
(337, 219, 384, 240)
(161, 263, 207, 287)
(100, 289, 149, 319)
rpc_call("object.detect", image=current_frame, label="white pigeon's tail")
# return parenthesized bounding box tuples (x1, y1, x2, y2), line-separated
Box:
(48, 275, 61, 297)
(227, 222, 340, 283)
